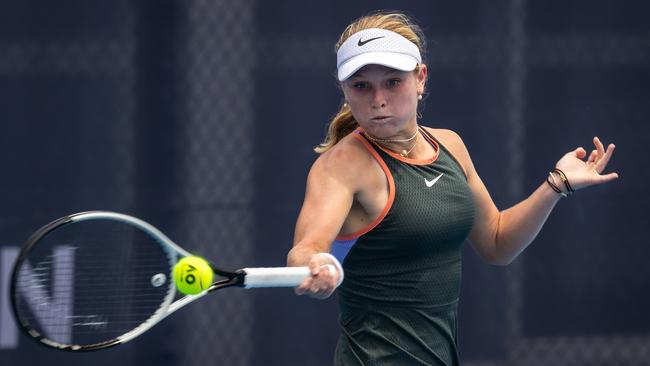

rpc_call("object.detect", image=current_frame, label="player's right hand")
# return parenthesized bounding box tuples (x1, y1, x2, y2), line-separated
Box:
(294, 254, 342, 299)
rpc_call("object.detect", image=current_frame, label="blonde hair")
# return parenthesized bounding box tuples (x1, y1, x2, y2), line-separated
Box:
(314, 11, 427, 154)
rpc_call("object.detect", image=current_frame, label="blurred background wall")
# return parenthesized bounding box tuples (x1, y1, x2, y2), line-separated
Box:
(0, 0, 648, 365)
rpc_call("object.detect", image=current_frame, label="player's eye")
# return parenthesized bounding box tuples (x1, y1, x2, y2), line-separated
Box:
(352, 81, 369, 90)
(386, 78, 401, 88)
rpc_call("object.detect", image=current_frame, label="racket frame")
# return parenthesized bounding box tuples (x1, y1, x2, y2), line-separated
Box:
(10, 211, 259, 351)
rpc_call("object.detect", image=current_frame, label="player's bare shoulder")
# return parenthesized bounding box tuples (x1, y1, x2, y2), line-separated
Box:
(308, 132, 377, 191)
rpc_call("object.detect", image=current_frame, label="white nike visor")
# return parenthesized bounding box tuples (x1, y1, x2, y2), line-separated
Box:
(336, 28, 422, 82)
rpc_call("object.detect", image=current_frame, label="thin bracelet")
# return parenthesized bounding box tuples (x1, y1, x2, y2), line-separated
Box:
(554, 168, 574, 193)
(549, 172, 568, 197)
(547, 173, 567, 197)
(546, 173, 562, 194)
(553, 168, 574, 193)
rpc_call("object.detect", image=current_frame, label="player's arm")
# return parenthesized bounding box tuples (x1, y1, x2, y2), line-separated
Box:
(467, 165, 562, 265)
(437, 129, 561, 265)
(448, 131, 560, 265)
(442, 130, 617, 265)
(288, 139, 366, 298)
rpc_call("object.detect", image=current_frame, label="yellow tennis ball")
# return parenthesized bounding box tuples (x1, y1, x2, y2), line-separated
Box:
(173, 256, 214, 295)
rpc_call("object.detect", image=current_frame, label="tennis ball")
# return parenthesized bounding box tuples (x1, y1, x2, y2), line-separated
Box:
(173, 256, 214, 295)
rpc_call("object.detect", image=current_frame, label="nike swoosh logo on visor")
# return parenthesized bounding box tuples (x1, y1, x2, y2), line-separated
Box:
(425, 173, 444, 188)
(357, 36, 384, 46)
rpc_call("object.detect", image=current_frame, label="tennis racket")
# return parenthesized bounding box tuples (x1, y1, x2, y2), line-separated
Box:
(10, 211, 310, 351)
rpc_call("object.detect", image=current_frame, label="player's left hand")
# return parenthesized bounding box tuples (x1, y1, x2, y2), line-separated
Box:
(554, 136, 619, 191)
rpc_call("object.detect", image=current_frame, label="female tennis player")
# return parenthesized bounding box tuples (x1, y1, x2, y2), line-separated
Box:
(287, 11, 618, 365)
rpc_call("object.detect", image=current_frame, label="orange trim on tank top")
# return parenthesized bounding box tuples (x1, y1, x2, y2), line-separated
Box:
(335, 131, 396, 241)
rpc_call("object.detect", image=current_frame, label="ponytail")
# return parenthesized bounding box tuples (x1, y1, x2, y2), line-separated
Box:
(314, 104, 358, 154)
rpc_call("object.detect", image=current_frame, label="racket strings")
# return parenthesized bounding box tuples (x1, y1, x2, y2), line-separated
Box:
(13, 219, 176, 347)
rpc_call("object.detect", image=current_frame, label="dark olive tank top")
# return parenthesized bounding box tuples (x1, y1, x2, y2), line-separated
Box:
(331, 127, 475, 366)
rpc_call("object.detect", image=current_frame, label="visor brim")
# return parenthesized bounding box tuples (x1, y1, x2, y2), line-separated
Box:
(337, 52, 418, 81)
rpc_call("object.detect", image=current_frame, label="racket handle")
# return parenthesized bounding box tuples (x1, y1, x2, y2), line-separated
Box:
(242, 267, 310, 288)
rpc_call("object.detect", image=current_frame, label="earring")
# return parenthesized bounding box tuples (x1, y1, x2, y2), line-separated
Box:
(343, 101, 348, 108)
(417, 94, 423, 101)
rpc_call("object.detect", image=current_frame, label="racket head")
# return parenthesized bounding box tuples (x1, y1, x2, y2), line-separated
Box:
(10, 211, 185, 351)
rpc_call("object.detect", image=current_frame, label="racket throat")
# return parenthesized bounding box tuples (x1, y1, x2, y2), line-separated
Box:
(208, 269, 247, 290)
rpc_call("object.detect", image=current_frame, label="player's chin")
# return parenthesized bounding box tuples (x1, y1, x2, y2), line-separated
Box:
(366, 119, 394, 132)
(366, 121, 407, 139)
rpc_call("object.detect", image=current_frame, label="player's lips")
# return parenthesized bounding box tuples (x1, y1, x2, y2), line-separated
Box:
(371, 116, 391, 122)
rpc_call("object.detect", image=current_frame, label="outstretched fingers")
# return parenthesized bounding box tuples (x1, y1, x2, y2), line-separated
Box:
(588, 149, 598, 163)
(556, 137, 619, 190)
(594, 136, 606, 158)
(594, 139, 616, 173)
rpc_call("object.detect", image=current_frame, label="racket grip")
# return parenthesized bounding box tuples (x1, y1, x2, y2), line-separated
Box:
(242, 267, 310, 288)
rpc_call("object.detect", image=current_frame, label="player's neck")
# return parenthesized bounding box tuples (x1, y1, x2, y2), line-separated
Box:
(365, 125, 421, 158)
